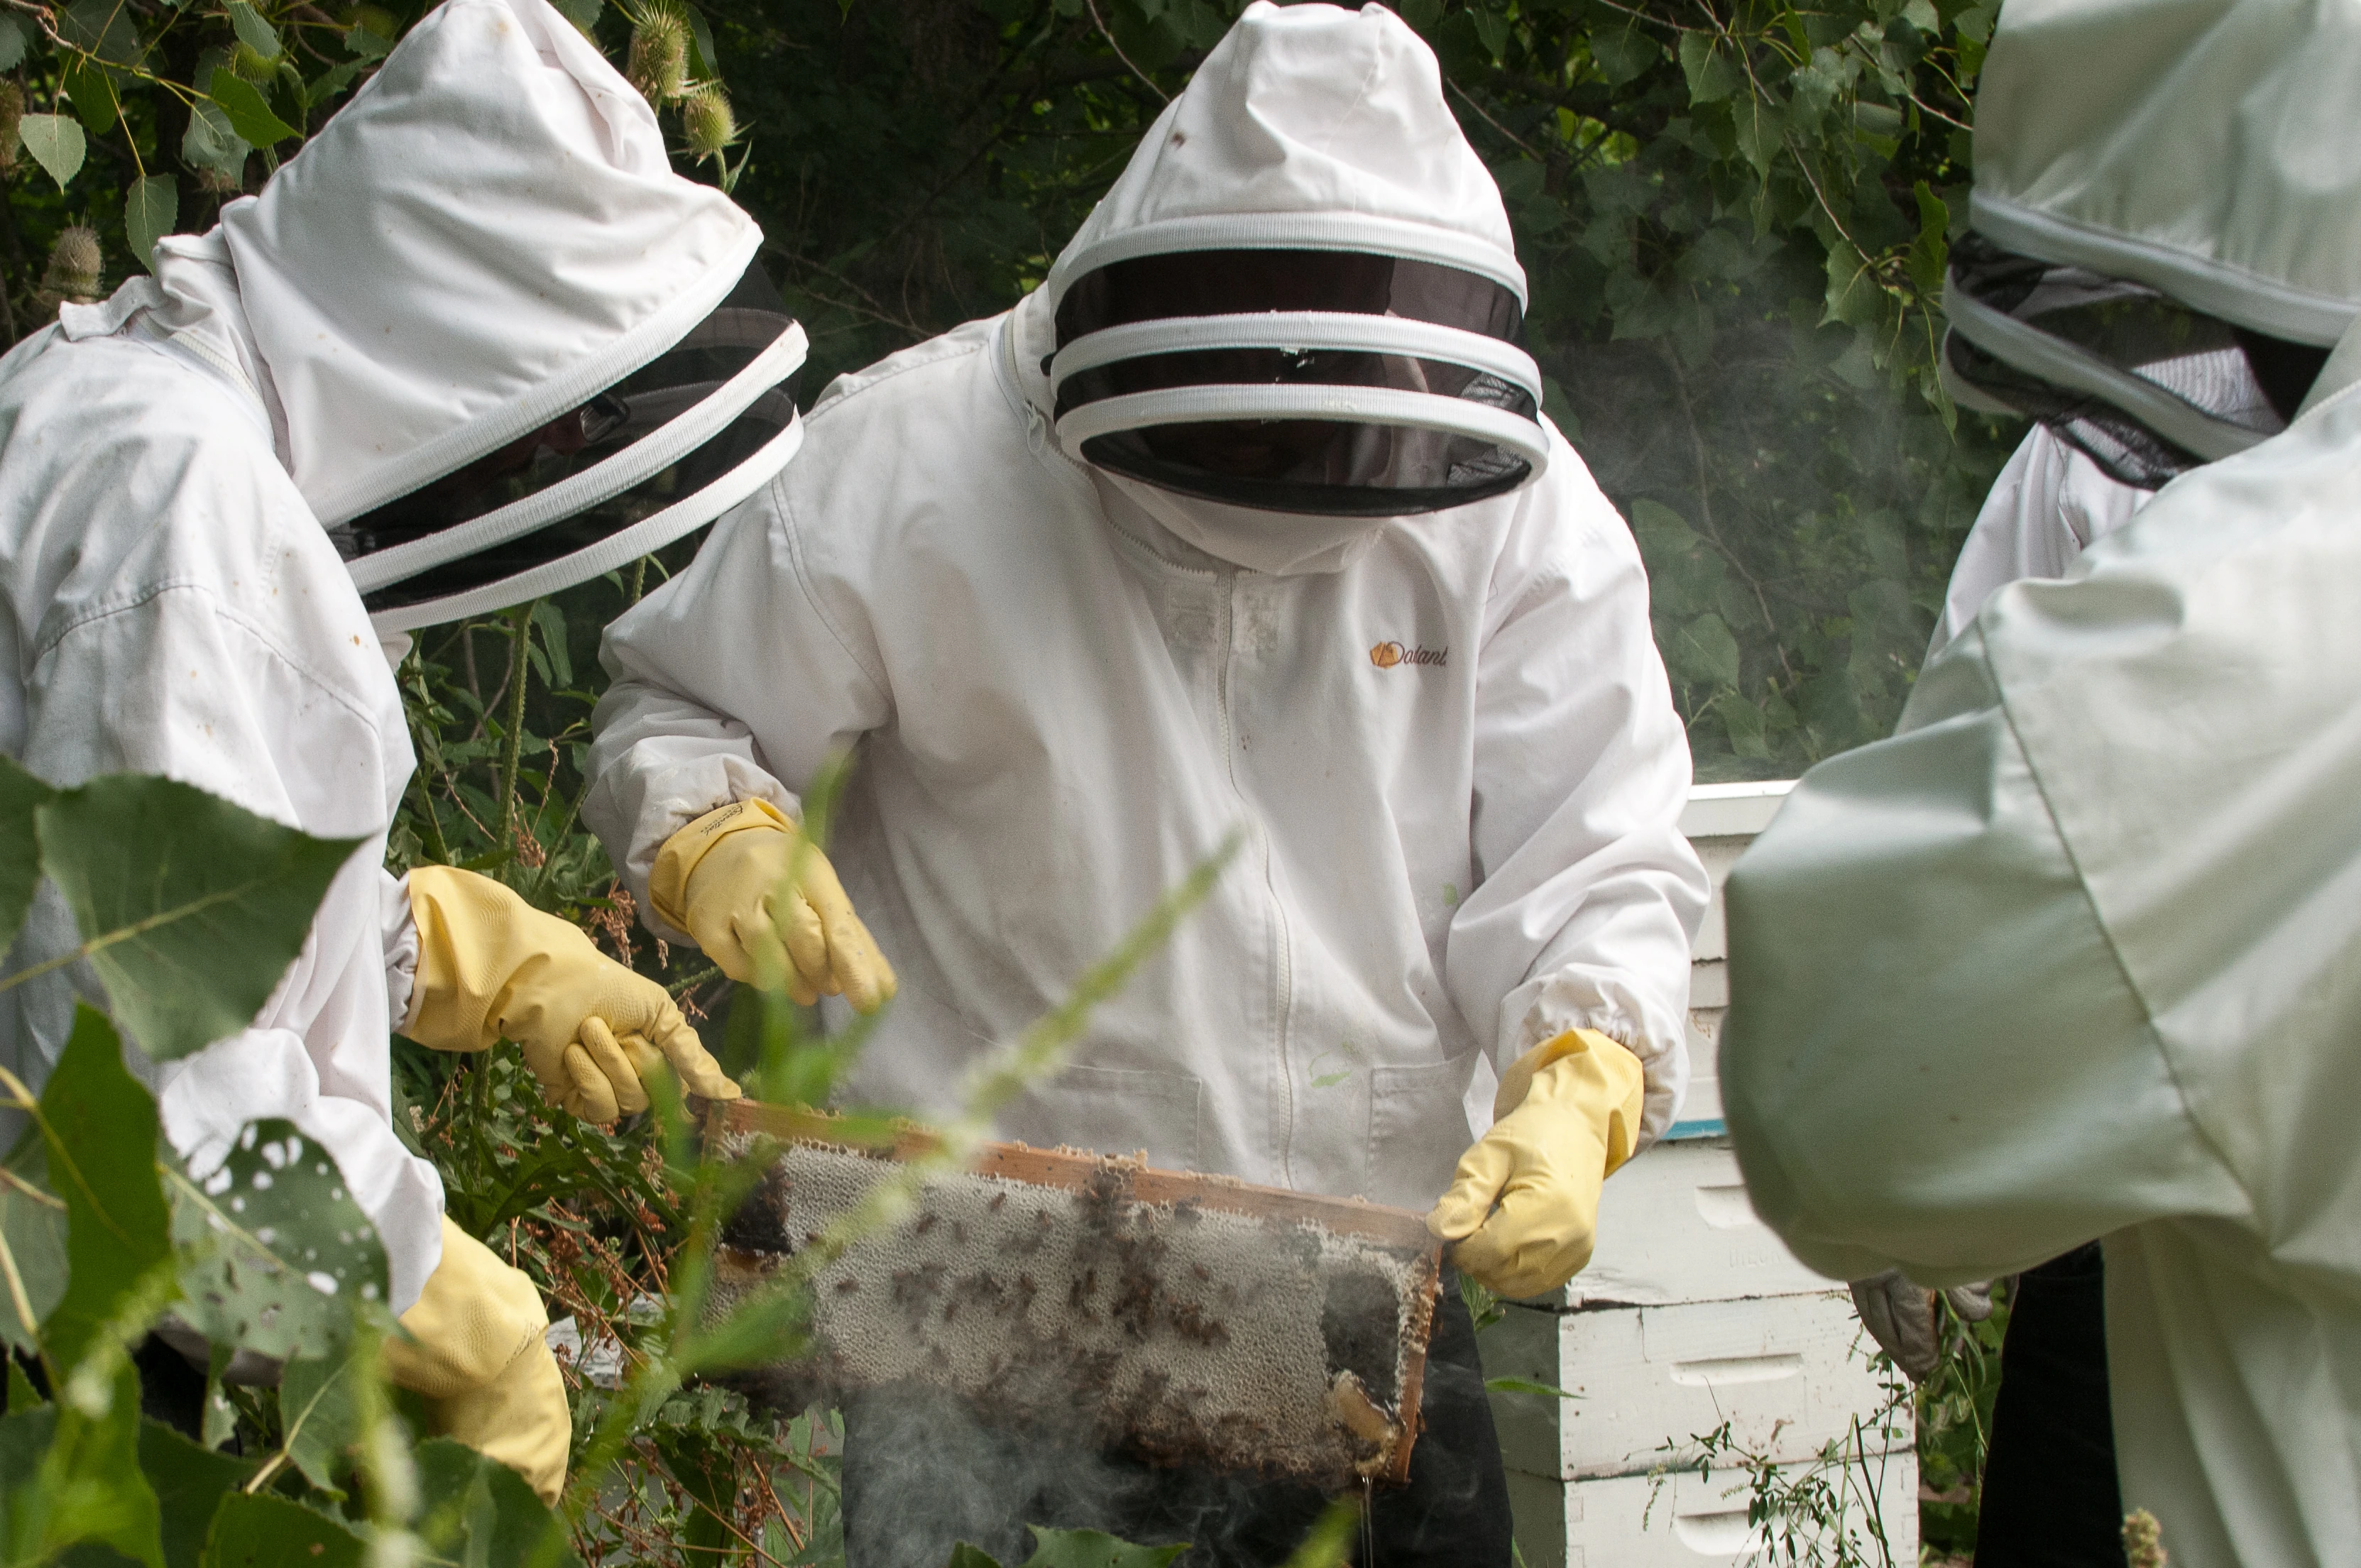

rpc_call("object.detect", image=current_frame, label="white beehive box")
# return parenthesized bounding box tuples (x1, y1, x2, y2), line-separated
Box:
(1484, 782, 1919, 1567)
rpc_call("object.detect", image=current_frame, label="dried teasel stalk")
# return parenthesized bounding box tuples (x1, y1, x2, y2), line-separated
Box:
(0, 83, 21, 178)
(680, 83, 737, 161)
(626, 4, 691, 105)
(34, 226, 103, 319)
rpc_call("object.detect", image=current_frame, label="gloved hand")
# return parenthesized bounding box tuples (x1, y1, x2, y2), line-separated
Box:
(384, 1218, 569, 1506)
(649, 798, 897, 1011)
(1426, 1028, 1645, 1300)
(405, 865, 740, 1122)
(1849, 1268, 1995, 1383)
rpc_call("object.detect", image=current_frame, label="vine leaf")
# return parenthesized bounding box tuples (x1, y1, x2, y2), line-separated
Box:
(18, 114, 87, 191)
(181, 100, 248, 185)
(0, 755, 52, 956)
(207, 74, 297, 150)
(197, 1490, 366, 1566)
(225, 1, 282, 61)
(126, 175, 178, 273)
(34, 774, 361, 1065)
(35, 1007, 172, 1378)
(169, 1118, 388, 1364)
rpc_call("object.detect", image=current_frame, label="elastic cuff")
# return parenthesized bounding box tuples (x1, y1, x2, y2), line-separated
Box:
(1492, 1026, 1616, 1120)
(647, 797, 793, 932)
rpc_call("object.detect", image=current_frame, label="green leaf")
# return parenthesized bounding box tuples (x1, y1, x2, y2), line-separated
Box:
(682, 3, 719, 78)
(276, 1344, 366, 1495)
(547, 0, 602, 31)
(1677, 33, 1740, 104)
(206, 73, 297, 150)
(5, 1357, 37, 1411)
(0, 14, 26, 72)
(171, 1118, 388, 1362)
(33, 1356, 165, 1568)
(1587, 24, 1658, 86)
(35, 774, 362, 1063)
(62, 57, 119, 138)
(342, 26, 393, 60)
(1668, 613, 1742, 693)
(18, 115, 88, 192)
(1017, 1527, 1188, 1568)
(1822, 241, 1883, 331)
(0, 1131, 68, 1357)
(412, 1437, 585, 1567)
(0, 755, 53, 955)
(225, 1, 281, 61)
(0, 1405, 55, 1542)
(180, 100, 248, 185)
(59, 0, 145, 67)
(1469, 5, 1507, 60)
(1484, 1375, 1584, 1400)
(532, 601, 572, 687)
(126, 176, 180, 274)
(1719, 691, 1773, 761)
(197, 1491, 364, 1567)
(1730, 93, 1778, 177)
(1908, 179, 1952, 296)
(946, 1547, 1004, 1568)
(302, 59, 365, 110)
(136, 1418, 256, 1568)
(38, 1007, 171, 1376)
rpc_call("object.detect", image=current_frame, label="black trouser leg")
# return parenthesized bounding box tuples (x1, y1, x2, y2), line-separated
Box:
(841, 1273, 1513, 1568)
(1973, 1244, 2127, 1568)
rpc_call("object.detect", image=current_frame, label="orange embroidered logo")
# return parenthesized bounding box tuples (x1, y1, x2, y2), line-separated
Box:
(1369, 641, 1447, 669)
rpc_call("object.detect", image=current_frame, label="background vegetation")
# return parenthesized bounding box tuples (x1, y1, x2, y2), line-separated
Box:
(0, 0, 2026, 1560)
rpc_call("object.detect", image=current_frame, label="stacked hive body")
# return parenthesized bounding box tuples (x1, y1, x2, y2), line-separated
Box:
(1481, 782, 1919, 1567)
(706, 1102, 1444, 1490)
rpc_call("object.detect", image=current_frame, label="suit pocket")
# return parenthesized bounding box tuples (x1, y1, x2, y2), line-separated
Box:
(1367, 1049, 1480, 1209)
(998, 1064, 1204, 1170)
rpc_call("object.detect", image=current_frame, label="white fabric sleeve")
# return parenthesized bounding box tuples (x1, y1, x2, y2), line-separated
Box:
(585, 478, 890, 938)
(157, 1028, 449, 1315)
(1927, 426, 2152, 662)
(1444, 445, 1711, 1146)
(1720, 623, 2247, 1286)
(381, 870, 420, 1035)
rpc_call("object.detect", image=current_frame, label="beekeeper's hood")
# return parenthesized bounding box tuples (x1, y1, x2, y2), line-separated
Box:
(1033, 0, 1544, 547)
(1942, 0, 2361, 487)
(215, 0, 802, 630)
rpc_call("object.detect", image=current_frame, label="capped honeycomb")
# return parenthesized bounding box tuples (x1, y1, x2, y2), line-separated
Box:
(704, 1102, 1443, 1489)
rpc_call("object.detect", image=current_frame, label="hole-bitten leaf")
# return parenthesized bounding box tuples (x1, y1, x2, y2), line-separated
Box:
(170, 1119, 387, 1364)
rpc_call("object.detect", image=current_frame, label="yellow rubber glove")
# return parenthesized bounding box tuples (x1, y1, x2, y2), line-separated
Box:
(405, 865, 740, 1122)
(1426, 1028, 1645, 1300)
(649, 798, 897, 1011)
(384, 1219, 569, 1506)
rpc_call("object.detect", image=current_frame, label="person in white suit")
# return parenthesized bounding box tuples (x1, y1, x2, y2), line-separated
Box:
(1724, 4, 2361, 1564)
(0, 0, 799, 1496)
(584, 4, 1709, 1559)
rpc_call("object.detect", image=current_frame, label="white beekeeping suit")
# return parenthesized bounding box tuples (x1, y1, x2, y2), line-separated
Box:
(1724, 2, 2361, 1562)
(589, 6, 1705, 1557)
(1926, 425, 2151, 662)
(0, 0, 782, 1498)
(586, 4, 1707, 1212)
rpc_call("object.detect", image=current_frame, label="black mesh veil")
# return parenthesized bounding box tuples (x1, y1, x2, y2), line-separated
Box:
(336, 261, 803, 625)
(1944, 233, 2330, 489)
(1049, 250, 1547, 516)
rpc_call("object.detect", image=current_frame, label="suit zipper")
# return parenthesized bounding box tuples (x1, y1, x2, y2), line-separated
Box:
(1214, 571, 1297, 1187)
